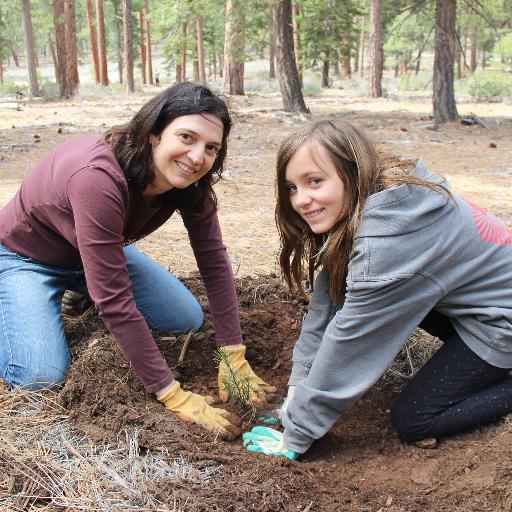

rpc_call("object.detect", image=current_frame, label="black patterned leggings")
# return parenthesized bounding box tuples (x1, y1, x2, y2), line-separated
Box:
(390, 310, 512, 442)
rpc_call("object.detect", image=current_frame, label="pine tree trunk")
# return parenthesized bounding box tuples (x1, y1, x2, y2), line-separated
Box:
(123, 0, 135, 92)
(322, 49, 330, 87)
(64, 0, 79, 96)
(86, 0, 100, 83)
(114, 1, 123, 84)
(368, 0, 383, 97)
(180, 22, 187, 83)
(292, 3, 302, 88)
(22, 0, 40, 96)
(433, 0, 458, 124)
(269, 4, 276, 79)
(53, 0, 68, 98)
(274, 0, 308, 113)
(0, 9, 3, 86)
(469, 0, 477, 72)
(223, 0, 245, 95)
(341, 32, 351, 78)
(48, 35, 59, 82)
(196, 16, 206, 84)
(353, 16, 359, 73)
(139, 10, 147, 85)
(96, 0, 108, 85)
(359, 15, 365, 77)
(144, 0, 153, 84)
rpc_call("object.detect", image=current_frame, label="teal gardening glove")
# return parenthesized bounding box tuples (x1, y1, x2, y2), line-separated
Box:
(243, 426, 298, 460)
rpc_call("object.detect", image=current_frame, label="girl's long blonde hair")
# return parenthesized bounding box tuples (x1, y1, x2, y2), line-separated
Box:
(275, 118, 448, 303)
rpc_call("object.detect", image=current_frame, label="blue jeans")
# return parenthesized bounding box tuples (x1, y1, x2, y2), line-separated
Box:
(0, 244, 203, 389)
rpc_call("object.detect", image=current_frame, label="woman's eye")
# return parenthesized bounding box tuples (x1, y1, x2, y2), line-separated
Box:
(286, 184, 297, 193)
(206, 145, 219, 154)
(179, 133, 191, 141)
(309, 178, 321, 186)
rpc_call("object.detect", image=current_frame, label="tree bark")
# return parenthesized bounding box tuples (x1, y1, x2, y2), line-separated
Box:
(433, 0, 458, 124)
(48, 35, 59, 82)
(144, 0, 153, 84)
(292, 3, 302, 88)
(368, 0, 383, 97)
(0, 8, 3, 85)
(359, 15, 365, 77)
(64, 0, 79, 96)
(269, 4, 276, 79)
(274, 0, 308, 113)
(123, 0, 135, 92)
(86, 0, 100, 83)
(139, 10, 147, 84)
(223, 0, 245, 95)
(322, 50, 330, 87)
(353, 16, 359, 73)
(96, 0, 108, 85)
(341, 31, 351, 78)
(196, 16, 206, 84)
(113, 0, 123, 83)
(53, 0, 68, 98)
(469, 0, 477, 72)
(22, 0, 40, 96)
(180, 21, 187, 83)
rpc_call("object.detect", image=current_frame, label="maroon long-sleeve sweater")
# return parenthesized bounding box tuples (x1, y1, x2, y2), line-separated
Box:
(0, 134, 242, 392)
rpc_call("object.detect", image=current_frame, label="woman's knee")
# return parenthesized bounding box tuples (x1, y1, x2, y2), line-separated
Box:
(7, 359, 70, 390)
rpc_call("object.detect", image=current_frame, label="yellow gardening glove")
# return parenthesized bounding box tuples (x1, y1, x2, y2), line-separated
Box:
(158, 381, 242, 440)
(217, 345, 277, 404)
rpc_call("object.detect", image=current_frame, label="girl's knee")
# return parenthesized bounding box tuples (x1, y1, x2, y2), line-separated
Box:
(390, 396, 433, 442)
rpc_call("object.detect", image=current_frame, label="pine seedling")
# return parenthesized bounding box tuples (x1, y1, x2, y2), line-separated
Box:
(214, 348, 255, 409)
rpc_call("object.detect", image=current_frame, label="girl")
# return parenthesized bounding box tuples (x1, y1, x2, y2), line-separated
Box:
(0, 83, 275, 440)
(243, 118, 512, 459)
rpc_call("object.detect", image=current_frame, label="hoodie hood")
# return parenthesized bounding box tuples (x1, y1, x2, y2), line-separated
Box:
(356, 160, 451, 238)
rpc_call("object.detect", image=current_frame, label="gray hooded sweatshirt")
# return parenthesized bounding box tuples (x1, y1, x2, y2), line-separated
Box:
(282, 161, 512, 454)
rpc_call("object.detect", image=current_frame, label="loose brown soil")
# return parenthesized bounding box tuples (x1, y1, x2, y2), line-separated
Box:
(1, 90, 512, 511)
(59, 275, 512, 512)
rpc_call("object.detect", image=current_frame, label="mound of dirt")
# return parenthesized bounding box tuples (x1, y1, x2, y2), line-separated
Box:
(59, 275, 512, 511)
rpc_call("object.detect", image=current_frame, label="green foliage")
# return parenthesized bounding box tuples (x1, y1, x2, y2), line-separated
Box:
(214, 348, 254, 408)
(397, 71, 432, 92)
(496, 33, 512, 60)
(466, 70, 512, 102)
(299, 0, 362, 69)
(0, 75, 23, 94)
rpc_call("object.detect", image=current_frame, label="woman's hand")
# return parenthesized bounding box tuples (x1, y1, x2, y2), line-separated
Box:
(217, 345, 277, 403)
(157, 381, 242, 440)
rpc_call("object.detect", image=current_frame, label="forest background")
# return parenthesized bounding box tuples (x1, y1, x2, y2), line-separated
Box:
(0, 0, 511, 119)
(1, 0, 512, 511)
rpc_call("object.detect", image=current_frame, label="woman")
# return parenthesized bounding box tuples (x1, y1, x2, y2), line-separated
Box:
(243, 118, 512, 459)
(0, 83, 275, 440)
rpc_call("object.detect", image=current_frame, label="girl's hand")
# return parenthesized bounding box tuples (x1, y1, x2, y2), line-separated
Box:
(243, 426, 298, 460)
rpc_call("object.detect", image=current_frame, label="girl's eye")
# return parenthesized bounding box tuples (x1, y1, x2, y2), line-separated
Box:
(206, 145, 219, 154)
(309, 178, 321, 186)
(179, 133, 192, 141)
(286, 184, 297, 193)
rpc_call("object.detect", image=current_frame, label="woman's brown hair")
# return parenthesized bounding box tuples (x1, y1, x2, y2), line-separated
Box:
(275, 118, 449, 303)
(104, 82, 231, 216)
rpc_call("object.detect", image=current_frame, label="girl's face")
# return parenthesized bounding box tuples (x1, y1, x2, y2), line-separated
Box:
(285, 143, 346, 234)
(145, 113, 224, 198)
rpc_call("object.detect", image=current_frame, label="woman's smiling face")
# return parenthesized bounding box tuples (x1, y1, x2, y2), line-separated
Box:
(285, 142, 346, 234)
(145, 113, 224, 198)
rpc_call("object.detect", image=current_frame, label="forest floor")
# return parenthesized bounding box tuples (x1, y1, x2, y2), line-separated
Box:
(0, 88, 511, 511)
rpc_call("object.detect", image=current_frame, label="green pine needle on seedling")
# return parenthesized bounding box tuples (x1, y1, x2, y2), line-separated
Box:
(214, 348, 255, 410)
